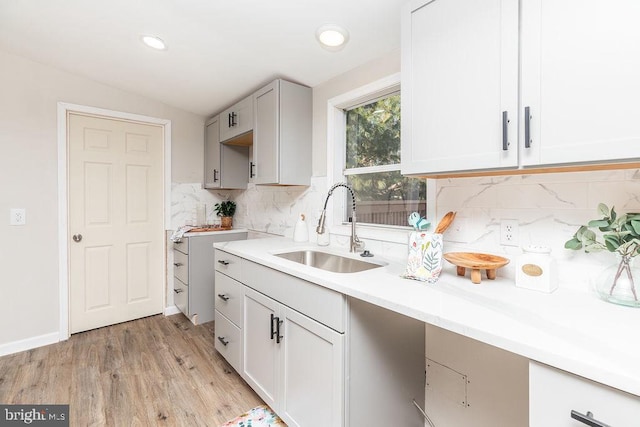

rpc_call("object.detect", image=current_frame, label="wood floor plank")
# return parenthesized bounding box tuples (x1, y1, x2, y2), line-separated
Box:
(0, 314, 264, 426)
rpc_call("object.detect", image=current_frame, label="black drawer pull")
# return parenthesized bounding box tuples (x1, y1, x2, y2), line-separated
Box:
(571, 410, 611, 427)
(173, 262, 183, 267)
(217, 294, 230, 301)
(217, 260, 230, 266)
(217, 336, 229, 346)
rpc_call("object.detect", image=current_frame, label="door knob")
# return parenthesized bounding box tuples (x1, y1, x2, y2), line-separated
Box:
(72, 234, 82, 242)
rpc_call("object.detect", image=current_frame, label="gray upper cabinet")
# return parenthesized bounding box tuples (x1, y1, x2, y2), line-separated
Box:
(253, 79, 312, 185)
(219, 94, 253, 143)
(204, 115, 249, 189)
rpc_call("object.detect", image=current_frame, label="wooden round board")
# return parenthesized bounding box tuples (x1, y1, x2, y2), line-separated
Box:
(443, 252, 510, 284)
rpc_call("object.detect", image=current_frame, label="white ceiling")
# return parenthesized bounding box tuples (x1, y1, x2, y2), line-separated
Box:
(0, 0, 406, 116)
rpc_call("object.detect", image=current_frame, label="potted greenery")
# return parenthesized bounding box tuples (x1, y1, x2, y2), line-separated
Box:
(565, 203, 640, 307)
(214, 200, 236, 228)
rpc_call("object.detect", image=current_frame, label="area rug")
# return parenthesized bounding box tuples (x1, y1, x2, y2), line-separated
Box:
(220, 405, 286, 427)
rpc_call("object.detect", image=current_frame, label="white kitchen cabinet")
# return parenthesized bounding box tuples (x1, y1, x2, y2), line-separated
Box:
(219, 94, 253, 143)
(402, 0, 640, 176)
(530, 361, 640, 426)
(401, 0, 519, 175)
(171, 231, 247, 325)
(204, 115, 249, 189)
(243, 286, 344, 427)
(253, 79, 311, 185)
(520, 0, 640, 167)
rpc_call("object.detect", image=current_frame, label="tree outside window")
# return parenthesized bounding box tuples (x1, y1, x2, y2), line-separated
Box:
(344, 93, 426, 226)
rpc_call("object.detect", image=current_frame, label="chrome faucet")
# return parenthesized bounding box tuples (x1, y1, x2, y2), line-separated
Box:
(316, 182, 364, 253)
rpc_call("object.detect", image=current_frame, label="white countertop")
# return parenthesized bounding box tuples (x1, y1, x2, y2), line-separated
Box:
(214, 236, 640, 396)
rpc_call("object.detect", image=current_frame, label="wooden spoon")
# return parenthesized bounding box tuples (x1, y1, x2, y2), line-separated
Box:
(434, 211, 457, 234)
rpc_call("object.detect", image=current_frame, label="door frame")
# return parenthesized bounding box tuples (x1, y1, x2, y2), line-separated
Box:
(57, 102, 172, 340)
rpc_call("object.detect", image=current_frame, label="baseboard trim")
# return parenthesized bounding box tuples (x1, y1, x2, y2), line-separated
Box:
(164, 305, 180, 316)
(0, 332, 60, 357)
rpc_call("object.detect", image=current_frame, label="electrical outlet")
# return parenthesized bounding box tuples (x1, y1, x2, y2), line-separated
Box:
(500, 219, 519, 246)
(10, 208, 26, 225)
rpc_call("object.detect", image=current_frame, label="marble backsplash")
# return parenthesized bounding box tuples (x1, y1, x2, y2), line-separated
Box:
(172, 168, 640, 292)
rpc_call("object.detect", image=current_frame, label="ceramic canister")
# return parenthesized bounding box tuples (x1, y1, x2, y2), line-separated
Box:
(515, 245, 558, 293)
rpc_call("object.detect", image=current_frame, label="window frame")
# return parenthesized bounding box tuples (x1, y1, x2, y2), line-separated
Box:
(326, 73, 436, 244)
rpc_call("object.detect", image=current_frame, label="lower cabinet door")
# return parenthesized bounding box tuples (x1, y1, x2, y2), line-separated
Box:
(242, 287, 280, 409)
(279, 306, 344, 427)
(530, 361, 640, 427)
(214, 310, 241, 373)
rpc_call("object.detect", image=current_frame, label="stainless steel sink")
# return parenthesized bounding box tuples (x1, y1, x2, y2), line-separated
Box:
(274, 250, 383, 273)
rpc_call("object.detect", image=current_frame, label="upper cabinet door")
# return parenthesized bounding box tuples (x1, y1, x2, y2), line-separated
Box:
(520, 0, 640, 167)
(401, 0, 519, 175)
(253, 79, 312, 185)
(254, 80, 280, 185)
(220, 94, 254, 143)
(204, 115, 249, 189)
(204, 116, 221, 188)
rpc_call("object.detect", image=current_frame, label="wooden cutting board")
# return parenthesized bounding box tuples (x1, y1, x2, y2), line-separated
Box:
(443, 252, 510, 284)
(188, 226, 233, 232)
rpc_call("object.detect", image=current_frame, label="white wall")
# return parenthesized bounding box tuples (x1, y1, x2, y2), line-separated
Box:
(0, 49, 204, 350)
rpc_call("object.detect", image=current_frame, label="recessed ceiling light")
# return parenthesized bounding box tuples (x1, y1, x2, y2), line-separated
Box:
(316, 24, 349, 51)
(141, 35, 167, 51)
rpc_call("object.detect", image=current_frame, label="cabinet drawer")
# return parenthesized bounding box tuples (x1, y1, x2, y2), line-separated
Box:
(215, 250, 242, 280)
(243, 259, 346, 333)
(530, 361, 640, 427)
(173, 250, 189, 284)
(172, 238, 188, 255)
(174, 278, 189, 316)
(214, 310, 241, 373)
(215, 271, 243, 326)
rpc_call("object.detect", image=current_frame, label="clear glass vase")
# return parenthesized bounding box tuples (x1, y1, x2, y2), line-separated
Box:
(593, 254, 640, 307)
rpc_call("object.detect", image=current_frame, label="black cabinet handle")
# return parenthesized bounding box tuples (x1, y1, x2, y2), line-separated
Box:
(276, 318, 283, 344)
(502, 110, 510, 151)
(524, 106, 532, 148)
(217, 336, 229, 347)
(213, 169, 219, 182)
(230, 112, 237, 127)
(250, 162, 255, 178)
(217, 260, 229, 266)
(570, 410, 611, 427)
(228, 112, 232, 128)
(173, 262, 183, 267)
(270, 313, 277, 340)
(217, 293, 230, 301)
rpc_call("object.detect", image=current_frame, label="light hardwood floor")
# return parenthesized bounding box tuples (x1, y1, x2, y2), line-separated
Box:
(0, 314, 264, 426)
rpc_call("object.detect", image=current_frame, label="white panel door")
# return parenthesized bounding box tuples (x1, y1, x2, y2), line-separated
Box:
(401, 0, 519, 175)
(521, 0, 640, 167)
(279, 306, 344, 427)
(68, 113, 164, 333)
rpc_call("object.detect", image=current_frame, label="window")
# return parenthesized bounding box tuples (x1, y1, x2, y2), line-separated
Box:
(342, 91, 426, 227)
